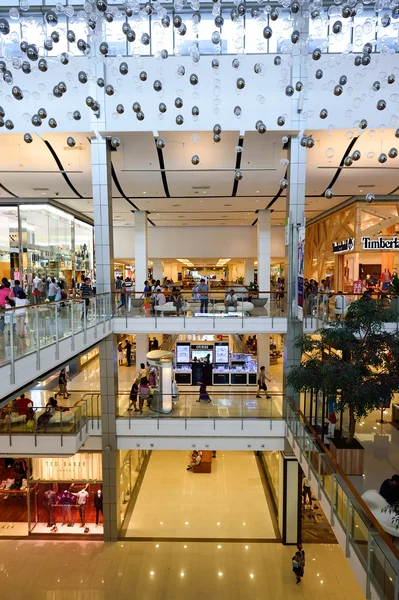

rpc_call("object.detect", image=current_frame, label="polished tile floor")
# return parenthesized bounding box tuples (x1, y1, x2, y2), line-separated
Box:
(0, 539, 365, 600)
(124, 451, 276, 540)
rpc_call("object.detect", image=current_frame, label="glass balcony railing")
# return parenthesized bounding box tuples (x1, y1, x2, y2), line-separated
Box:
(0, 294, 113, 375)
(0, 399, 89, 447)
(286, 400, 399, 600)
(112, 290, 287, 323)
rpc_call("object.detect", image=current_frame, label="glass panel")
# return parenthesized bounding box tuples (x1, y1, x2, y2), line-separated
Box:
(376, 16, 399, 53)
(151, 18, 174, 57)
(74, 219, 94, 282)
(308, 13, 329, 52)
(320, 455, 333, 500)
(267, 11, 292, 53)
(221, 18, 244, 54)
(0, 20, 22, 58)
(105, 15, 127, 56)
(352, 11, 377, 52)
(197, 13, 220, 55)
(244, 16, 267, 54)
(350, 506, 369, 566)
(46, 15, 68, 56)
(0, 206, 19, 284)
(335, 483, 348, 528)
(328, 15, 352, 53)
(128, 15, 151, 56)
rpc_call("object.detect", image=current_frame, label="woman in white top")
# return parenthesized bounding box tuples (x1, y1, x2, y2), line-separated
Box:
(15, 291, 29, 337)
(138, 362, 148, 382)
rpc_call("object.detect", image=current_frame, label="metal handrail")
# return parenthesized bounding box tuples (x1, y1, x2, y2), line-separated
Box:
(287, 399, 399, 560)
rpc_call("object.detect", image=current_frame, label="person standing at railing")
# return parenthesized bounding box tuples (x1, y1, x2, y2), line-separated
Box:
(196, 278, 209, 313)
(334, 291, 347, 321)
(80, 277, 93, 321)
(58, 367, 71, 400)
(48, 278, 57, 302)
(32, 274, 43, 305)
(124, 277, 133, 312)
(15, 291, 28, 338)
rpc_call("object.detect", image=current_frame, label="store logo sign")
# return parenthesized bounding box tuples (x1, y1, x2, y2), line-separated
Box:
(362, 236, 399, 250)
(332, 238, 355, 253)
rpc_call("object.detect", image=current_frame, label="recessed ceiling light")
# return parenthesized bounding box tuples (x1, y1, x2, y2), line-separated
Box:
(359, 189, 363, 192)
(203, 191, 206, 194)
(172, 204, 181, 207)
(256, 190, 259, 193)
(143, 191, 146, 194)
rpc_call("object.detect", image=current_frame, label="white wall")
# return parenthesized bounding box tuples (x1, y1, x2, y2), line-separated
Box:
(114, 225, 285, 260)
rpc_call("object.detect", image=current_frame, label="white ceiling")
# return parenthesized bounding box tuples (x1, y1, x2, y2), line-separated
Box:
(0, 129, 398, 227)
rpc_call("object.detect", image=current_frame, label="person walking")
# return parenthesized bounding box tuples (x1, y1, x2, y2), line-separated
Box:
(48, 278, 57, 302)
(124, 277, 133, 312)
(32, 274, 43, 304)
(124, 339, 132, 367)
(292, 549, 304, 584)
(118, 342, 124, 366)
(197, 278, 209, 313)
(15, 290, 28, 338)
(80, 277, 93, 320)
(256, 366, 271, 399)
(58, 367, 71, 400)
(302, 476, 312, 509)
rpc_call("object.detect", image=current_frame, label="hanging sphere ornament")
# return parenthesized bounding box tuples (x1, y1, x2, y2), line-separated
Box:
(362, 54, 371, 67)
(38, 59, 48, 73)
(139, 71, 148, 82)
(67, 136, 76, 148)
(320, 108, 328, 119)
(270, 8, 279, 21)
(97, 78, 105, 88)
(366, 193, 375, 203)
(105, 85, 114, 96)
(73, 110, 81, 121)
(51, 31, 60, 43)
(153, 80, 162, 92)
(277, 115, 286, 126)
(48, 118, 57, 129)
(280, 178, 288, 189)
(22, 61, 31, 74)
(12, 86, 23, 100)
(175, 97, 183, 108)
(373, 81, 381, 91)
(27, 44, 39, 61)
(38, 108, 47, 119)
(141, 33, 150, 46)
(306, 137, 315, 149)
(377, 99, 387, 111)
(291, 0, 300, 13)
(255, 120, 267, 134)
(116, 104, 124, 115)
(315, 69, 323, 80)
(31, 114, 42, 127)
(111, 137, 120, 149)
(177, 65, 185, 77)
(136, 111, 145, 121)
(381, 14, 391, 27)
(78, 71, 88, 84)
(215, 16, 224, 27)
(77, 39, 87, 52)
(5, 120, 14, 130)
(161, 49, 168, 60)
(300, 137, 308, 147)
(334, 84, 343, 96)
(285, 85, 294, 97)
(388, 74, 396, 84)
(126, 30, 136, 43)
(60, 53, 69, 66)
(119, 62, 128, 75)
(122, 22, 130, 35)
(23, 132, 33, 145)
(378, 153, 388, 164)
(342, 5, 351, 18)
(67, 30, 76, 43)
(159, 103, 167, 113)
(234, 106, 242, 117)
(312, 48, 321, 61)
(352, 150, 361, 161)
(213, 134, 221, 143)
(173, 15, 182, 28)
(212, 59, 219, 69)
(0, 118, 4, 128)
(86, 96, 95, 108)
(296, 81, 303, 92)
(133, 102, 141, 113)
(45, 9, 58, 25)
(232, 58, 240, 69)
(291, 30, 300, 44)
(58, 81, 67, 94)
(176, 114, 184, 125)
(237, 3, 246, 16)
(339, 75, 347, 86)
(96, 0, 107, 12)
(190, 73, 199, 86)
(161, 15, 170, 28)
(389, 147, 398, 159)
(234, 170, 243, 181)
(191, 155, 200, 165)
(254, 63, 263, 74)
(354, 56, 362, 67)
(192, 106, 199, 116)
(325, 188, 334, 199)
(359, 119, 368, 129)
(332, 20, 342, 34)
(213, 124, 222, 135)
(20, 41, 28, 54)
(0, 18, 10, 35)
(144, 3, 153, 16)
(156, 138, 165, 149)
(274, 56, 282, 66)
(236, 78, 245, 90)
(263, 26, 272, 39)
(344, 156, 353, 167)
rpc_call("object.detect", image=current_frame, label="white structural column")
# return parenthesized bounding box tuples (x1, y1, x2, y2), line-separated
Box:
(244, 258, 255, 286)
(257, 334, 270, 375)
(257, 210, 271, 297)
(152, 258, 163, 282)
(136, 333, 149, 373)
(91, 136, 119, 542)
(134, 211, 148, 295)
(92, 136, 114, 294)
(278, 452, 301, 544)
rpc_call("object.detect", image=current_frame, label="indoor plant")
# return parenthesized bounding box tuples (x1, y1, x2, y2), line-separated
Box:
(287, 294, 399, 474)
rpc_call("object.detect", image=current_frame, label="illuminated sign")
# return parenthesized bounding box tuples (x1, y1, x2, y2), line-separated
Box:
(332, 238, 355, 253)
(362, 237, 399, 250)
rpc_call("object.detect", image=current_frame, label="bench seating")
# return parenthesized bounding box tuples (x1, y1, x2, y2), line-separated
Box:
(193, 450, 213, 473)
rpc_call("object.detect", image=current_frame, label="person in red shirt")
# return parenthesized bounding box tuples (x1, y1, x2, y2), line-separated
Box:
(15, 393, 32, 417)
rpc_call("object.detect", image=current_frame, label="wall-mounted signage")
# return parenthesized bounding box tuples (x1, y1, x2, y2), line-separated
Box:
(332, 238, 355, 253)
(362, 237, 399, 250)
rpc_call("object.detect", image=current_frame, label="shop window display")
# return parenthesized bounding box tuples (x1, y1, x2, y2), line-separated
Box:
(0, 457, 30, 537)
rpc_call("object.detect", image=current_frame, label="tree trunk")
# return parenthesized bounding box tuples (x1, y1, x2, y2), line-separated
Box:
(347, 406, 356, 444)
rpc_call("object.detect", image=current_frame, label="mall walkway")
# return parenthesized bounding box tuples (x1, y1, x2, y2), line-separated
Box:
(0, 539, 364, 600)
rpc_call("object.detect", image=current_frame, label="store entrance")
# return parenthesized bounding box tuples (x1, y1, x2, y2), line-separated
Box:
(121, 451, 279, 540)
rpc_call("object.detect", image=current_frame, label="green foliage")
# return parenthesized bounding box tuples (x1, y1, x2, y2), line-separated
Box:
(287, 295, 399, 441)
(235, 276, 245, 285)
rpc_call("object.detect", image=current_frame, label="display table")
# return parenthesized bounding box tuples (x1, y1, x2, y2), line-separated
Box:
(155, 302, 190, 315)
(214, 302, 254, 313)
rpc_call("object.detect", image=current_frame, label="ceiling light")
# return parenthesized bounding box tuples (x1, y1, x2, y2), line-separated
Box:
(203, 191, 206, 194)
(256, 190, 259, 193)
(143, 191, 146, 194)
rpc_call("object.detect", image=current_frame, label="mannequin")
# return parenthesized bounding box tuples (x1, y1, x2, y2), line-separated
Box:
(94, 489, 103, 526)
(59, 489, 76, 527)
(69, 484, 89, 527)
(43, 488, 56, 527)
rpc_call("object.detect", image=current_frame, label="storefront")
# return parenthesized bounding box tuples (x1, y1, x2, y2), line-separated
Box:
(119, 450, 148, 529)
(305, 201, 399, 292)
(0, 202, 94, 298)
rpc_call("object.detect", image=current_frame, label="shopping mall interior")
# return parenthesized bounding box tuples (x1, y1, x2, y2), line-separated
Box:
(2, 0, 399, 598)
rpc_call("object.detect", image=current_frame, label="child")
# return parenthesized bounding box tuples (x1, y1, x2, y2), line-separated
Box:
(197, 382, 211, 403)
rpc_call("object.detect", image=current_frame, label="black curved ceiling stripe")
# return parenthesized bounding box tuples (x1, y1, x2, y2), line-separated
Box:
(321, 136, 359, 196)
(155, 141, 170, 198)
(0, 183, 18, 198)
(111, 164, 156, 227)
(266, 167, 288, 211)
(43, 140, 84, 199)
(232, 137, 244, 197)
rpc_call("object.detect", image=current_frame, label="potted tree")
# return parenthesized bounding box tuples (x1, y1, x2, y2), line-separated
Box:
(287, 294, 399, 475)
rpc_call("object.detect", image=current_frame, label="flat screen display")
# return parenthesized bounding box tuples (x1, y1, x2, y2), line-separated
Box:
(191, 344, 213, 363)
(176, 343, 190, 364)
(215, 342, 229, 364)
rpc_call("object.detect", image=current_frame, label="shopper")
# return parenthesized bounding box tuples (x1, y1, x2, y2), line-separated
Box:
(380, 475, 399, 506)
(32, 274, 43, 304)
(15, 393, 32, 417)
(292, 550, 304, 583)
(37, 397, 60, 431)
(124, 277, 133, 312)
(224, 289, 238, 313)
(171, 288, 183, 316)
(151, 336, 159, 350)
(118, 278, 126, 310)
(128, 379, 139, 411)
(297, 544, 305, 574)
(118, 342, 124, 366)
(138, 362, 148, 382)
(58, 367, 71, 400)
(139, 376, 150, 413)
(124, 339, 132, 367)
(334, 291, 347, 321)
(196, 278, 209, 313)
(197, 382, 211, 403)
(48, 277, 57, 302)
(256, 366, 272, 399)
(187, 450, 202, 471)
(80, 277, 93, 319)
(15, 290, 28, 338)
(0, 278, 13, 308)
(12, 279, 23, 296)
(302, 476, 312, 509)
